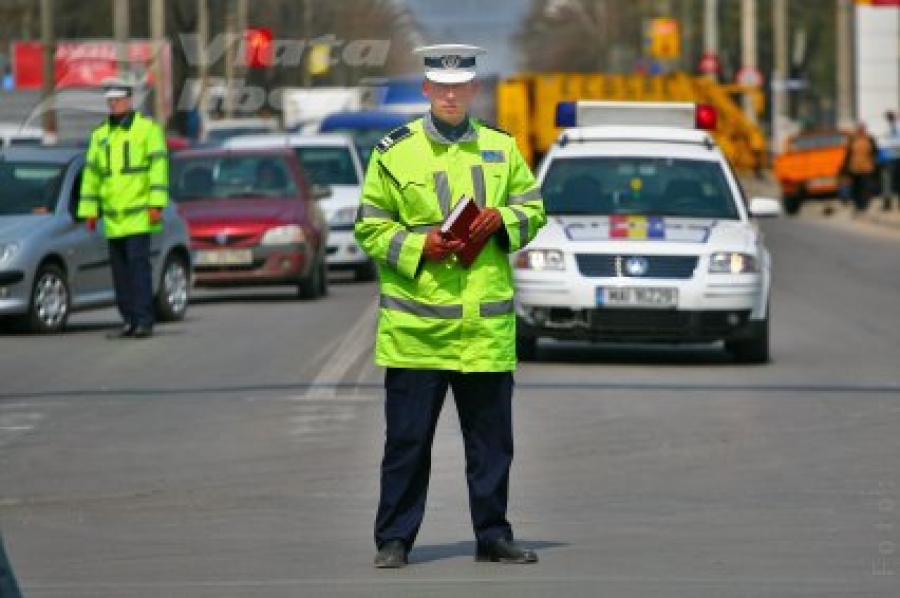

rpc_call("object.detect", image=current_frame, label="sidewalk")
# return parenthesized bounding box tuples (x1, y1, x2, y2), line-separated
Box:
(741, 170, 900, 234)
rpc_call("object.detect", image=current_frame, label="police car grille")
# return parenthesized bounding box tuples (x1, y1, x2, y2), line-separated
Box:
(575, 254, 698, 279)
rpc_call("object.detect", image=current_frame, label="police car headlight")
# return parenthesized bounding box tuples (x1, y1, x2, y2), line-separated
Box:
(709, 252, 759, 274)
(0, 242, 20, 264)
(328, 206, 357, 227)
(515, 249, 565, 271)
(262, 225, 307, 245)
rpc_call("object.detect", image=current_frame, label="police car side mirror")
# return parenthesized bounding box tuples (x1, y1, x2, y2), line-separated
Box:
(748, 197, 781, 218)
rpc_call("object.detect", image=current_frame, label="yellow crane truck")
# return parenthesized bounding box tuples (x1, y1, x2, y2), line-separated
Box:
(497, 72, 766, 173)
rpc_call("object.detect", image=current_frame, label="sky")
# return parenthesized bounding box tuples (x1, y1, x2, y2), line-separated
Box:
(403, 0, 533, 77)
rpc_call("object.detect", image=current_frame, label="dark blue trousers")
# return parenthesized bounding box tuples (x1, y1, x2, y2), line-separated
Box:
(375, 368, 514, 549)
(108, 233, 154, 328)
(0, 532, 23, 598)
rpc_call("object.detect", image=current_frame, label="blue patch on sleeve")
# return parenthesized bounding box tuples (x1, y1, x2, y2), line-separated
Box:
(481, 150, 505, 163)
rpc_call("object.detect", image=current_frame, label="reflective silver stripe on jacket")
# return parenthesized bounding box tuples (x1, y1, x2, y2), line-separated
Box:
(149, 185, 168, 193)
(102, 205, 150, 217)
(386, 229, 408, 270)
(471, 165, 486, 209)
(357, 204, 397, 222)
(509, 188, 541, 205)
(408, 224, 436, 234)
(479, 298, 514, 317)
(380, 295, 515, 319)
(380, 295, 463, 319)
(433, 171, 451, 217)
(509, 206, 530, 246)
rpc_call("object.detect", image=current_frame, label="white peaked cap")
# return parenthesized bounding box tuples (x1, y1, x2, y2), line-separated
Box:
(413, 44, 486, 84)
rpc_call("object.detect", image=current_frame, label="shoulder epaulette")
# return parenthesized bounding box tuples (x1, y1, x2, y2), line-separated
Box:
(475, 120, 511, 137)
(375, 125, 413, 154)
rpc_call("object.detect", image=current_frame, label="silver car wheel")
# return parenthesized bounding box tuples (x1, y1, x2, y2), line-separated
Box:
(163, 259, 189, 316)
(34, 271, 68, 329)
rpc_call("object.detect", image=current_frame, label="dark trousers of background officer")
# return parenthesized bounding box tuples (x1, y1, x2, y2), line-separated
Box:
(375, 368, 515, 550)
(108, 233, 154, 329)
(0, 532, 23, 598)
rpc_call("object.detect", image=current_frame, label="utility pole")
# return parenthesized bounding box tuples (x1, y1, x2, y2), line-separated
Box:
(836, 0, 854, 127)
(150, 0, 165, 124)
(39, 0, 56, 143)
(703, 0, 718, 80)
(772, 0, 788, 152)
(741, 0, 758, 123)
(113, 0, 130, 79)
(197, 0, 209, 123)
(224, 0, 235, 117)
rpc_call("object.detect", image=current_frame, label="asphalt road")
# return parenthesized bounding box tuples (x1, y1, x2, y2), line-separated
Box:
(1, 197, 899, 597)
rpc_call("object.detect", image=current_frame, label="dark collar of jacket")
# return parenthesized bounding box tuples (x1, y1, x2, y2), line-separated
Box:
(423, 112, 478, 145)
(108, 111, 137, 130)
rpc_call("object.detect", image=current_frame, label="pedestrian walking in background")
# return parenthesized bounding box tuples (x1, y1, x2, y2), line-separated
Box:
(881, 110, 900, 210)
(78, 78, 170, 339)
(840, 122, 880, 213)
(355, 43, 547, 568)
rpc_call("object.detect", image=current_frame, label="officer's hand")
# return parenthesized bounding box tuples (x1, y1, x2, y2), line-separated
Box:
(148, 207, 162, 225)
(423, 228, 464, 262)
(469, 207, 502, 244)
(85, 218, 97, 232)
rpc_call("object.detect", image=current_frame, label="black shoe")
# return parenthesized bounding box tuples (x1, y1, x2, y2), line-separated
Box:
(133, 325, 153, 339)
(476, 538, 538, 564)
(106, 324, 135, 339)
(374, 539, 408, 569)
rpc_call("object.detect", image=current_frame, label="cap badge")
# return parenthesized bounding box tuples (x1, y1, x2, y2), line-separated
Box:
(441, 55, 462, 69)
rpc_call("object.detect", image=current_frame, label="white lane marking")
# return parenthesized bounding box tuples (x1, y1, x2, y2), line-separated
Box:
(300, 299, 377, 400)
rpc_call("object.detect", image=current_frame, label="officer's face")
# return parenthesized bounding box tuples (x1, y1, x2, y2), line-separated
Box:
(106, 96, 132, 116)
(423, 80, 478, 125)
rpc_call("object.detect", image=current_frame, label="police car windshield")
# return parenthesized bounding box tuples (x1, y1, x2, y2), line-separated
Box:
(542, 157, 740, 219)
(0, 162, 64, 216)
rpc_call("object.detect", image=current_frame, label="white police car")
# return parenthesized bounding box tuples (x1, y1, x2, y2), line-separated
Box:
(514, 101, 781, 363)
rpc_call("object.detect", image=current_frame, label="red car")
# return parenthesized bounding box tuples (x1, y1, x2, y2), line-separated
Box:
(171, 147, 329, 298)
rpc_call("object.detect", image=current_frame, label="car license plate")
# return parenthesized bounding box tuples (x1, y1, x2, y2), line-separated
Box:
(597, 286, 678, 308)
(808, 176, 836, 189)
(196, 249, 253, 266)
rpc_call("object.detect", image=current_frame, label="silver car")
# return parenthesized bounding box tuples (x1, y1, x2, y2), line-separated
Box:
(0, 147, 192, 333)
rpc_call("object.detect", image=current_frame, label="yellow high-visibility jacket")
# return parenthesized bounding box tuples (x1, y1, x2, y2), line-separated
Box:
(78, 112, 168, 238)
(355, 115, 546, 372)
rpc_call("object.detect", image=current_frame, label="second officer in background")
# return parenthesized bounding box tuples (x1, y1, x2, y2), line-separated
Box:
(78, 78, 169, 339)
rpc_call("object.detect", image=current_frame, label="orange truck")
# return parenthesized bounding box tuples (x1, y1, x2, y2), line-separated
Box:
(772, 129, 849, 215)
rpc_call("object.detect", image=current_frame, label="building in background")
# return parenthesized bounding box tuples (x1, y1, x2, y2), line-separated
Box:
(855, 0, 900, 133)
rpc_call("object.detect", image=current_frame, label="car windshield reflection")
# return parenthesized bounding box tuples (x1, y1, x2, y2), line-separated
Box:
(542, 157, 740, 219)
(171, 155, 298, 201)
(0, 162, 64, 216)
(293, 146, 359, 186)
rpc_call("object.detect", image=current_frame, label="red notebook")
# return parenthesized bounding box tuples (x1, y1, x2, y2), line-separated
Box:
(440, 196, 487, 268)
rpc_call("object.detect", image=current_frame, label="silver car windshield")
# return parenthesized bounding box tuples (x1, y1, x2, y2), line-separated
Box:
(542, 156, 740, 219)
(0, 162, 65, 216)
(293, 147, 359, 186)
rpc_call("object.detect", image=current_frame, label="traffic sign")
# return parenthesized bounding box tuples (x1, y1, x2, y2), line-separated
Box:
(736, 66, 763, 87)
(698, 51, 720, 75)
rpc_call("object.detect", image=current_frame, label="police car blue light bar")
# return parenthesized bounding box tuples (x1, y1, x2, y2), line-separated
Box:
(555, 101, 717, 131)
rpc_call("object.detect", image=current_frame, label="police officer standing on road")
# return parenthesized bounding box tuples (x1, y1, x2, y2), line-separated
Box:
(78, 78, 169, 339)
(355, 44, 547, 568)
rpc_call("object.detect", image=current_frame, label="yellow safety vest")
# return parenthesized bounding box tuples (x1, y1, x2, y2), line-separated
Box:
(78, 112, 169, 238)
(355, 116, 546, 372)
